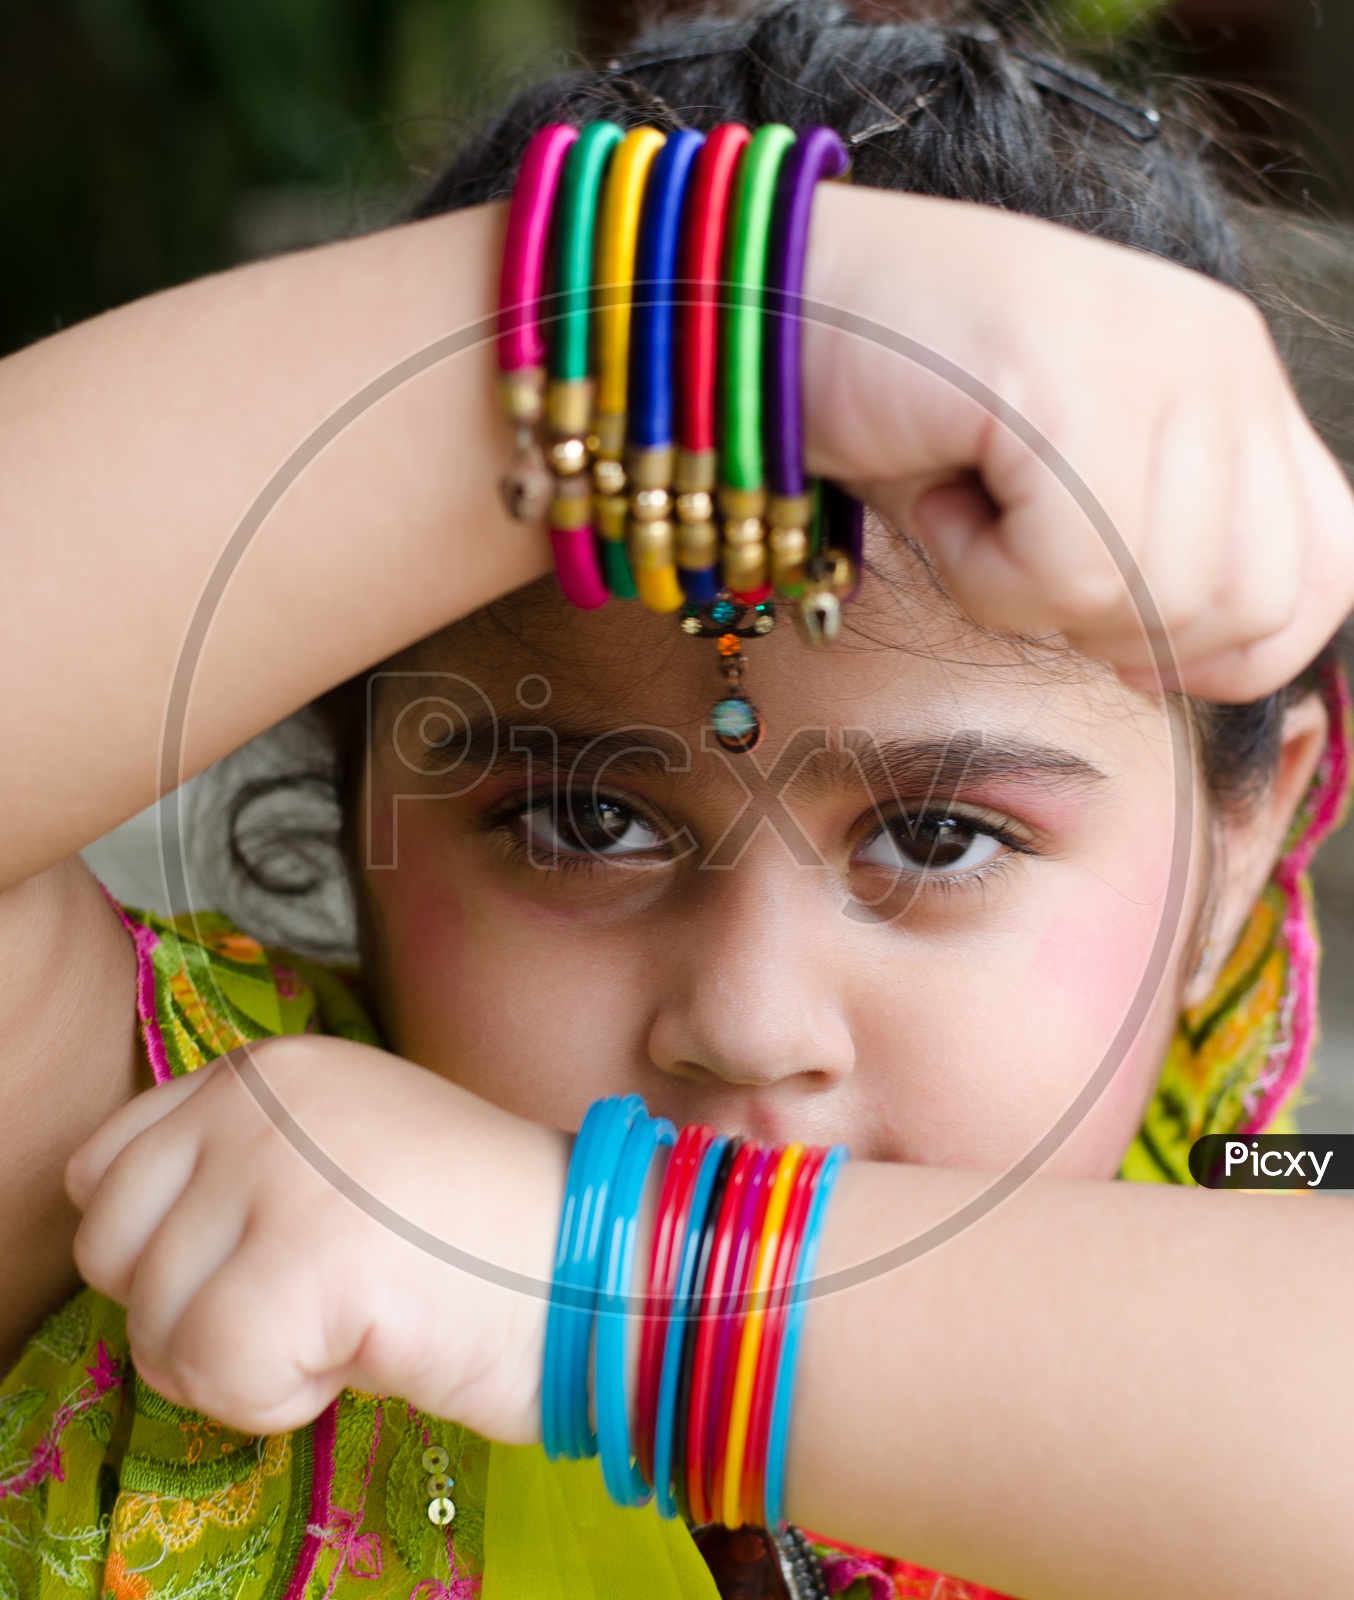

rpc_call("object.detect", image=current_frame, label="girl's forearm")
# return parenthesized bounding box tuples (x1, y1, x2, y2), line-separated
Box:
(791, 1164, 1353, 1598)
(0, 203, 545, 891)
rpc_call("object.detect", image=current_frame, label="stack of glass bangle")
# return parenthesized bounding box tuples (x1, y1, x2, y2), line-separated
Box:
(543, 1095, 848, 1531)
(497, 120, 865, 756)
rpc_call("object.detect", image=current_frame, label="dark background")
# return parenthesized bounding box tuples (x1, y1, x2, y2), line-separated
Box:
(4, 0, 1354, 356)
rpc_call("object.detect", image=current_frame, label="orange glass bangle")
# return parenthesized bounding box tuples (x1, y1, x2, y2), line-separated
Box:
(718, 1142, 805, 1527)
(740, 1146, 823, 1526)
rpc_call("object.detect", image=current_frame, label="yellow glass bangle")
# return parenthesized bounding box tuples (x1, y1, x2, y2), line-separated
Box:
(720, 1142, 805, 1528)
(594, 127, 667, 424)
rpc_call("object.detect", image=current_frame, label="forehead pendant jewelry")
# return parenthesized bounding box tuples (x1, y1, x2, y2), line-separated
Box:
(681, 596, 775, 754)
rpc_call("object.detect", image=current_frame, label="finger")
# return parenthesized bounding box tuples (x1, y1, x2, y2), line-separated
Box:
(66, 1059, 220, 1210)
(124, 1192, 247, 1376)
(1136, 397, 1232, 634)
(160, 1232, 354, 1433)
(1161, 409, 1354, 701)
(71, 1111, 203, 1303)
(922, 413, 1144, 639)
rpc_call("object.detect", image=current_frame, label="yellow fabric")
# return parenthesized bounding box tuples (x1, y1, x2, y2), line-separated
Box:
(483, 1445, 720, 1600)
(594, 127, 667, 416)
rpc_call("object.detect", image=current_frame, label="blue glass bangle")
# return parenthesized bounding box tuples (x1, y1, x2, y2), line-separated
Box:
(761, 1143, 848, 1531)
(629, 127, 705, 452)
(544, 1094, 644, 1460)
(542, 1097, 602, 1459)
(651, 1132, 729, 1518)
(595, 1110, 676, 1505)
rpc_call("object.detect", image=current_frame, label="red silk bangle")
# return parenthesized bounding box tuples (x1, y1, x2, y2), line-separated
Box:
(684, 1139, 760, 1524)
(740, 1146, 824, 1526)
(635, 1123, 711, 1485)
(678, 123, 751, 454)
(707, 1145, 776, 1521)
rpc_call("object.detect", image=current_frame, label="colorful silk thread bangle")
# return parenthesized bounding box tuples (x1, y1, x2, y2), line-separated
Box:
(762, 1144, 848, 1531)
(765, 126, 857, 640)
(676, 123, 751, 605)
(543, 121, 622, 610)
(635, 1123, 712, 1486)
(497, 123, 577, 524)
(740, 1146, 824, 1526)
(596, 1109, 675, 1504)
(494, 120, 866, 760)
(543, 1093, 643, 1460)
(651, 1133, 729, 1519)
(592, 127, 667, 600)
(627, 127, 705, 615)
(720, 123, 796, 603)
(720, 1142, 805, 1527)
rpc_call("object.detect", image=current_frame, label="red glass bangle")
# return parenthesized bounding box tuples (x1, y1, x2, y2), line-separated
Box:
(684, 1139, 760, 1525)
(707, 1144, 776, 1521)
(678, 123, 751, 456)
(674, 1138, 739, 1524)
(740, 1146, 824, 1526)
(635, 1123, 711, 1485)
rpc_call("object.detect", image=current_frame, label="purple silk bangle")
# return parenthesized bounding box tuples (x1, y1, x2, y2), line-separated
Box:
(764, 127, 848, 497)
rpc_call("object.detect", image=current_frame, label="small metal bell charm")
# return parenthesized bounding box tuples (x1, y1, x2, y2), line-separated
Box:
(499, 430, 553, 523)
(796, 585, 842, 646)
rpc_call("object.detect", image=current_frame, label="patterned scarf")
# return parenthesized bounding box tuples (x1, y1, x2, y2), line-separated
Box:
(1122, 654, 1353, 1183)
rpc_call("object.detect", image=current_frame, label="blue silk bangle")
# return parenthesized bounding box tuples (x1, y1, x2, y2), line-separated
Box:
(544, 1094, 644, 1460)
(595, 1110, 676, 1505)
(761, 1143, 848, 1530)
(651, 1133, 729, 1518)
(628, 127, 705, 451)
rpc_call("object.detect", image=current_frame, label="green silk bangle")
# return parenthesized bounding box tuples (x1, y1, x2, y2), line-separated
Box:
(554, 122, 625, 383)
(722, 124, 796, 492)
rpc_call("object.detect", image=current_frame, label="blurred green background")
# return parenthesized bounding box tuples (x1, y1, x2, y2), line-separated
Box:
(7, 0, 1354, 357)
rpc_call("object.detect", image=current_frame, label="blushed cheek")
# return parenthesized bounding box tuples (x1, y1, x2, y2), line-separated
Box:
(1029, 904, 1158, 1042)
(1027, 885, 1185, 1176)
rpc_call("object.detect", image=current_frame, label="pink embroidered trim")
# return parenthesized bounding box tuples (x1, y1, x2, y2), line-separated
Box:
(0, 1341, 126, 1502)
(319, 1405, 384, 1597)
(1241, 658, 1354, 1135)
(283, 1399, 340, 1600)
(95, 882, 174, 1086)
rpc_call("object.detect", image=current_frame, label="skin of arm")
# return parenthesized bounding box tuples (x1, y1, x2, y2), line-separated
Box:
(65, 1035, 1354, 1600)
(0, 861, 143, 1367)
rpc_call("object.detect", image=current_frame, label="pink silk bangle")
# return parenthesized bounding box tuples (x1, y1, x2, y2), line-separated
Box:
(498, 124, 578, 373)
(549, 527, 611, 609)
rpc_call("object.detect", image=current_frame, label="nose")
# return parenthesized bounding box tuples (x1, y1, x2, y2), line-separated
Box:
(645, 843, 857, 1097)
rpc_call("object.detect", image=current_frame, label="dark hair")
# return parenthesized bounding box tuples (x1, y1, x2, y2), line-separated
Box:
(219, 0, 1337, 952)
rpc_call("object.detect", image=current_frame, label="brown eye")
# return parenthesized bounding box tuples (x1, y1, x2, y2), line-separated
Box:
(520, 794, 665, 859)
(856, 813, 1004, 875)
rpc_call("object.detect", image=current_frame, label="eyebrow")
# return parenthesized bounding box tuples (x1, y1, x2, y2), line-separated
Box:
(411, 717, 703, 786)
(795, 732, 1107, 805)
(409, 714, 1106, 801)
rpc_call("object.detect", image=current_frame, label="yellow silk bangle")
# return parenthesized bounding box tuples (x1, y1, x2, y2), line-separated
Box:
(635, 567, 685, 612)
(594, 127, 667, 422)
(720, 1143, 805, 1528)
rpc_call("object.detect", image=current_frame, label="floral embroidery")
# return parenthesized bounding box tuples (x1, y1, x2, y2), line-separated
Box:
(111, 1435, 290, 1555)
(0, 1342, 125, 1501)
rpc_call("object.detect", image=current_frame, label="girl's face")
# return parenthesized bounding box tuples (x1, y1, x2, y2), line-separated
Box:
(356, 539, 1210, 1178)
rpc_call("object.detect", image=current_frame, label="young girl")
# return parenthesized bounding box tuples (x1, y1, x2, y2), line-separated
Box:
(3, 4, 1353, 1598)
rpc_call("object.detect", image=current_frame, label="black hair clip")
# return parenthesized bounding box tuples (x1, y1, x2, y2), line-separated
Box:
(1012, 46, 1161, 142)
